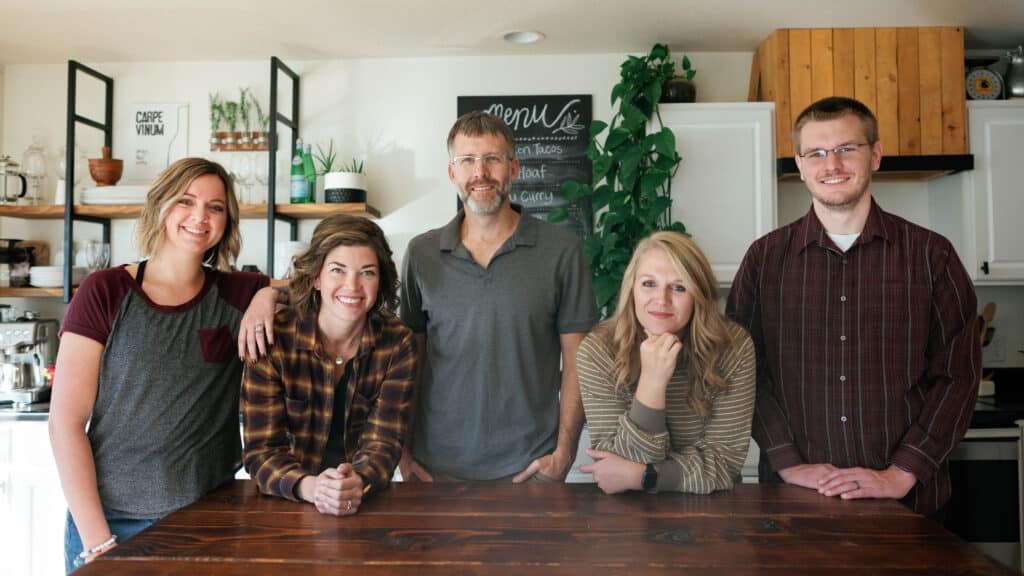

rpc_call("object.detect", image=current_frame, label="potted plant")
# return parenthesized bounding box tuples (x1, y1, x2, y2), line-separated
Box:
(660, 54, 697, 103)
(316, 140, 367, 204)
(238, 87, 253, 149)
(551, 43, 686, 316)
(221, 101, 239, 150)
(252, 97, 269, 150)
(208, 93, 224, 151)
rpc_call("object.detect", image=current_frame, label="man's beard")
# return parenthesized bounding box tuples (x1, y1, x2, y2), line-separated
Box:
(459, 179, 510, 215)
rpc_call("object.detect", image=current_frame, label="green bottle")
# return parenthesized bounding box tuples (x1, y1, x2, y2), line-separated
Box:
(289, 138, 308, 204)
(302, 144, 316, 204)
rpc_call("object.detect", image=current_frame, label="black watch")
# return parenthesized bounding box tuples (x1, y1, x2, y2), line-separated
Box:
(641, 462, 658, 493)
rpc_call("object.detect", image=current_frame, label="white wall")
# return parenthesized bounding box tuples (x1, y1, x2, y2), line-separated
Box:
(0, 52, 751, 318)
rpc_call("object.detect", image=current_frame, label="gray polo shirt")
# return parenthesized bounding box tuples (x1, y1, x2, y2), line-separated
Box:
(400, 206, 597, 480)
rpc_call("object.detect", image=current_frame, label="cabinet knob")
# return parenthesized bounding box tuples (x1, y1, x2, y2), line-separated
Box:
(981, 261, 990, 275)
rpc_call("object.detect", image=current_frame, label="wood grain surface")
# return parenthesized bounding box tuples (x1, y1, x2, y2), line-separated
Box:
(74, 481, 1012, 575)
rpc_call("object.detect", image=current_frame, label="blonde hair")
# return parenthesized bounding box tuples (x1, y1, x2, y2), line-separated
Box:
(135, 157, 240, 270)
(599, 231, 735, 418)
(288, 214, 399, 319)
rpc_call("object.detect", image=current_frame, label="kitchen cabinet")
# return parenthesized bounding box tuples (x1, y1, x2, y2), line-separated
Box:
(958, 101, 1024, 283)
(0, 418, 66, 576)
(658, 103, 777, 285)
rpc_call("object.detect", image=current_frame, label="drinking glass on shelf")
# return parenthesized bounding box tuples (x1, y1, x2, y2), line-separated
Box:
(253, 153, 268, 204)
(80, 240, 110, 274)
(237, 154, 254, 205)
(22, 141, 47, 205)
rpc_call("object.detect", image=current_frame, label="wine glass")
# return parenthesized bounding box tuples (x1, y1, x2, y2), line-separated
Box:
(233, 154, 254, 204)
(80, 240, 110, 274)
(253, 153, 268, 204)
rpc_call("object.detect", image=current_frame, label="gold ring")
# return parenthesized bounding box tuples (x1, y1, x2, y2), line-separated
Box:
(345, 499, 352, 511)
(254, 325, 264, 332)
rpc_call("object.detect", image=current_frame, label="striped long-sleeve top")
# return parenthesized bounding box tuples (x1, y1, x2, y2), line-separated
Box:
(578, 321, 756, 494)
(726, 200, 980, 515)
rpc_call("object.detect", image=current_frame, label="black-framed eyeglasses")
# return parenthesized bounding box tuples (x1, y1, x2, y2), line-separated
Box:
(798, 142, 872, 161)
(450, 154, 510, 170)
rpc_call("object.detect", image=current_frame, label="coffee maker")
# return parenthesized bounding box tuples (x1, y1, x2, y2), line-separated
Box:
(0, 314, 58, 407)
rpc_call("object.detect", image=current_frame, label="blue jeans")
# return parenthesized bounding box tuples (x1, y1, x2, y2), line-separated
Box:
(64, 510, 156, 573)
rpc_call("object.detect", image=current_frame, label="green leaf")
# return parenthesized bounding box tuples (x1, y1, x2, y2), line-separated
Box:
(591, 184, 612, 211)
(560, 180, 583, 200)
(668, 221, 688, 235)
(639, 170, 668, 198)
(547, 206, 569, 223)
(620, 104, 647, 132)
(682, 55, 692, 71)
(592, 156, 613, 184)
(604, 127, 631, 150)
(590, 120, 609, 138)
(610, 83, 624, 106)
(652, 127, 676, 157)
(650, 43, 669, 61)
(686, 69, 697, 81)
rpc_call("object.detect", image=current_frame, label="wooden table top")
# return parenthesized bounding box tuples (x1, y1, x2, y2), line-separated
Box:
(78, 480, 1012, 575)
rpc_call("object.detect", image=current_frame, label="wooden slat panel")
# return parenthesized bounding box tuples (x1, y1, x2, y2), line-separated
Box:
(918, 27, 943, 154)
(833, 29, 856, 98)
(940, 26, 967, 153)
(875, 28, 899, 151)
(897, 28, 921, 154)
(772, 30, 793, 157)
(854, 28, 877, 113)
(789, 29, 813, 134)
(810, 29, 834, 101)
(748, 48, 761, 102)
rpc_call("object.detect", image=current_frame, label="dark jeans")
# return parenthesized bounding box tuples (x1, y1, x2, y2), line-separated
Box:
(64, 510, 156, 573)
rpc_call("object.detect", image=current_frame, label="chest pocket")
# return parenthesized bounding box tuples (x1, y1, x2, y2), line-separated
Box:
(198, 325, 235, 363)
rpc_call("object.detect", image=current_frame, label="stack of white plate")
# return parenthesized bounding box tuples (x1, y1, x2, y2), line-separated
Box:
(81, 185, 149, 205)
(29, 266, 87, 288)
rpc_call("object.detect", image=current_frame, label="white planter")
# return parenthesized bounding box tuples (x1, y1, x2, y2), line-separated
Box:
(324, 171, 367, 203)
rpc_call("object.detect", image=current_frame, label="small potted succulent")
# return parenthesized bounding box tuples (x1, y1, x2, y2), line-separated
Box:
(315, 140, 367, 204)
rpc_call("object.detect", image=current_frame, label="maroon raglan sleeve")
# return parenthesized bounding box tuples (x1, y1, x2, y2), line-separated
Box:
(59, 267, 132, 345)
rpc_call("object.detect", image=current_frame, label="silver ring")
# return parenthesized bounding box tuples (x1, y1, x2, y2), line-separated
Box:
(254, 325, 264, 332)
(345, 499, 352, 511)
(853, 480, 860, 490)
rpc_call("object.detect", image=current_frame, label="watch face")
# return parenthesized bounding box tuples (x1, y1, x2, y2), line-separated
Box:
(642, 463, 657, 491)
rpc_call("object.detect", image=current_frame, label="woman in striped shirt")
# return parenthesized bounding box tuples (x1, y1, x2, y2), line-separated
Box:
(578, 231, 756, 494)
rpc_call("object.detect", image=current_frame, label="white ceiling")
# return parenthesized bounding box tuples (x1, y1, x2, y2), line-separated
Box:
(2, 0, 1023, 65)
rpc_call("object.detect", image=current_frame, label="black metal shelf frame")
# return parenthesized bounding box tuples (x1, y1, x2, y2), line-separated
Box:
(266, 57, 300, 277)
(64, 61, 114, 303)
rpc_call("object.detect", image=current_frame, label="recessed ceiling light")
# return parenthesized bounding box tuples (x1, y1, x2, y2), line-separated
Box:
(503, 30, 546, 45)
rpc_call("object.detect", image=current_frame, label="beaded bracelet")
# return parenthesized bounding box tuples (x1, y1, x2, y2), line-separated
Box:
(73, 534, 117, 567)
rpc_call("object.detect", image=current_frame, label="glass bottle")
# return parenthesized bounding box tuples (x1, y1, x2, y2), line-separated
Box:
(302, 144, 316, 203)
(289, 138, 309, 204)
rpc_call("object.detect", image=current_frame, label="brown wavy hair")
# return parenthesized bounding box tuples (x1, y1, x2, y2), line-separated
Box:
(598, 231, 736, 418)
(135, 157, 240, 271)
(289, 214, 399, 319)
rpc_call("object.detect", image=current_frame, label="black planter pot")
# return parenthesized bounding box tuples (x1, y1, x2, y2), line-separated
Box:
(325, 187, 366, 203)
(660, 77, 697, 103)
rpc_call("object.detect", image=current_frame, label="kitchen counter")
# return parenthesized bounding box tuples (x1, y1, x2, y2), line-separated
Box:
(75, 480, 1010, 575)
(0, 401, 50, 421)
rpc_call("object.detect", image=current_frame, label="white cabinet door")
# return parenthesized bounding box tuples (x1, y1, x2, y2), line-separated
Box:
(658, 103, 777, 285)
(968, 101, 1024, 282)
(6, 420, 66, 576)
(0, 421, 17, 572)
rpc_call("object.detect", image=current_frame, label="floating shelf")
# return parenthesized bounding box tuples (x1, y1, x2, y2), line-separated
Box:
(0, 203, 380, 221)
(0, 287, 71, 298)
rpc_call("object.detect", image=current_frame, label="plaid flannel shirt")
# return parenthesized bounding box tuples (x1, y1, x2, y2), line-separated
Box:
(242, 307, 418, 500)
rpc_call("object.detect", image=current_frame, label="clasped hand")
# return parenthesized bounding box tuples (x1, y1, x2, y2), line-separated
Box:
(780, 463, 916, 501)
(300, 463, 364, 516)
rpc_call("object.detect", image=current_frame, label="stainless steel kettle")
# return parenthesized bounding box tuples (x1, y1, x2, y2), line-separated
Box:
(1008, 46, 1024, 99)
(0, 155, 28, 204)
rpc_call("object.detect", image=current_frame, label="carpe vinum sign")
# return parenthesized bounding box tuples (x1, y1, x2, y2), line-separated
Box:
(457, 95, 593, 237)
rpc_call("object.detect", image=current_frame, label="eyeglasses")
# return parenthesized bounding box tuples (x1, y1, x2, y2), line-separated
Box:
(450, 154, 511, 170)
(797, 142, 872, 162)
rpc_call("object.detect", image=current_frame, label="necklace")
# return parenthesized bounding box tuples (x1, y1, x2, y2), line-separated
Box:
(335, 356, 344, 365)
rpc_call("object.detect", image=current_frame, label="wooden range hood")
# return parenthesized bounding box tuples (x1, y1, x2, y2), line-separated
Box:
(750, 26, 973, 181)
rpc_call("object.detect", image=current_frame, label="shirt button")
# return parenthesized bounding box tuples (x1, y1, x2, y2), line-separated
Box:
(840, 335, 847, 341)
(841, 416, 848, 422)
(840, 375, 846, 382)
(840, 295, 847, 302)
(842, 259, 848, 265)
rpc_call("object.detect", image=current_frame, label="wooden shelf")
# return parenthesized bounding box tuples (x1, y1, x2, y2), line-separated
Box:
(0, 203, 380, 220)
(0, 287, 70, 298)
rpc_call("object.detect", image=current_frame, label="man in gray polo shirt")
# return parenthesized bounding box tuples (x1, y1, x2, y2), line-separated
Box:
(399, 111, 597, 482)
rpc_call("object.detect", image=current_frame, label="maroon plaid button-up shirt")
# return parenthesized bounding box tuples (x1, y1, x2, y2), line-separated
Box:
(727, 199, 980, 514)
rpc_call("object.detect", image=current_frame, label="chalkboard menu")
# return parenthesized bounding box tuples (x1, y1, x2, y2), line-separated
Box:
(457, 95, 593, 237)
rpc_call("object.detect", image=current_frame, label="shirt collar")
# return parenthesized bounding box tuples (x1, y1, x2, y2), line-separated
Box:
(791, 198, 893, 256)
(295, 308, 380, 359)
(439, 203, 537, 253)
